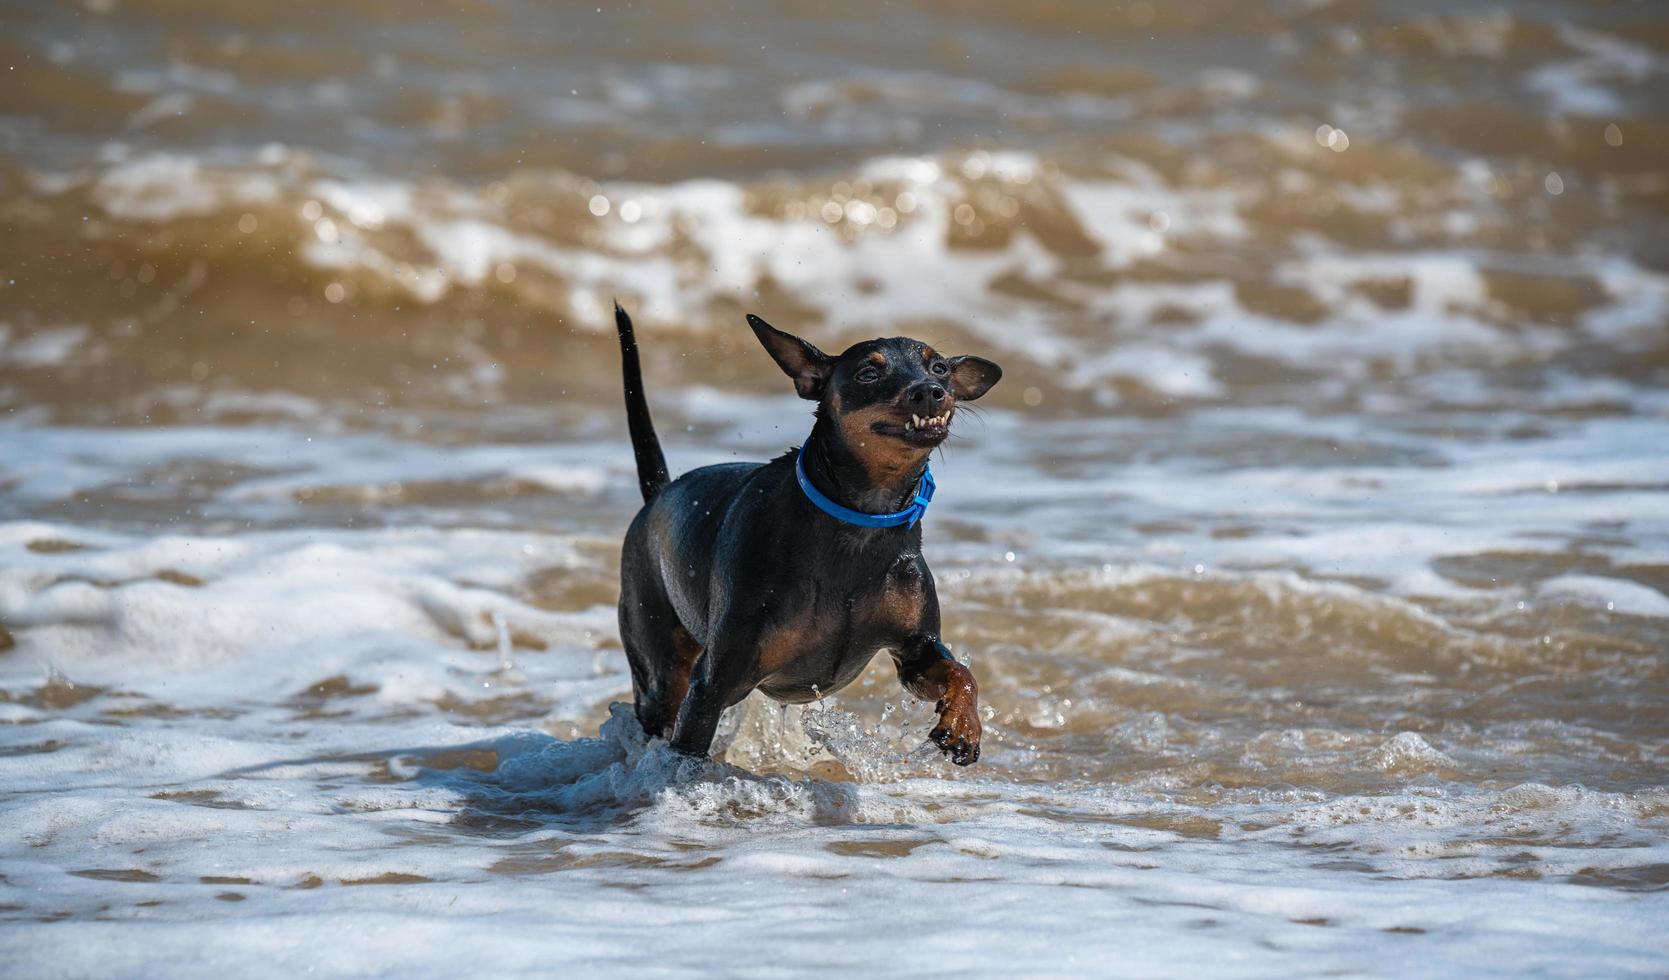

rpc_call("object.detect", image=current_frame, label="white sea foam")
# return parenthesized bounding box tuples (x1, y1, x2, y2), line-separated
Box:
(0, 324, 90, 368)
(0, 425, 616, 513)
(3, 402, 1667, 975)
(1524, 25, 1663, 116)
(1539, 575, 1669, 618)
(56, 144, 1669, 422)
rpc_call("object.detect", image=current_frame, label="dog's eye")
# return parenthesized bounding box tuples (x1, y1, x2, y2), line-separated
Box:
(855, 366, 881, 383)
(930, 361, 949, 376)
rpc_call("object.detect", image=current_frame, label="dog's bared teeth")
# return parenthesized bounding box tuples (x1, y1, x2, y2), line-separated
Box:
(903, 413, 956, 434)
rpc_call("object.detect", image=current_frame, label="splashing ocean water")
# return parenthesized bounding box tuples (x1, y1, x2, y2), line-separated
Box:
(2, 0, 1669, 975)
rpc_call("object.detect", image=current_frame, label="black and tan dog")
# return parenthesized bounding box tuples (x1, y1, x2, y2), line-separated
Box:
(613, 304, 1001, 765)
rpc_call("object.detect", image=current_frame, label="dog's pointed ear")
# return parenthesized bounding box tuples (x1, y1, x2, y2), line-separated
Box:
(747, 314, 833, 400)
(947, 355, 1002, 401)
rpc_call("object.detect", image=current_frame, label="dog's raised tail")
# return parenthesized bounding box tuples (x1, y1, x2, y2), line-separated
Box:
(614, 301, 670, 502)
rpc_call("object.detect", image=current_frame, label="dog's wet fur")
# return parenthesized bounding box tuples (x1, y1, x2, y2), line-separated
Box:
(613, 305, 1001, 765)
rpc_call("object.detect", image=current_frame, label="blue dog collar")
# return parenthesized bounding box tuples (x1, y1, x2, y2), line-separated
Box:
(794, 445, 935, 528)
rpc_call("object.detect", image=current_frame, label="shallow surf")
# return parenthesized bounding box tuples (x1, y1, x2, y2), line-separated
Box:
(3, 0, 1668, 974)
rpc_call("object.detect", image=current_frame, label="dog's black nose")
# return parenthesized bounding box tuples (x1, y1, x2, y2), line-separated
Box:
(908, 382, 948, 413)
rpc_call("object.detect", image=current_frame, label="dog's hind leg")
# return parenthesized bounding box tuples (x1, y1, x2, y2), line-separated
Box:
(666, 616, 762, 759)
(658, 626, 704, 734)
(618, 574, 701, 739)
(617, 518, 705, 738)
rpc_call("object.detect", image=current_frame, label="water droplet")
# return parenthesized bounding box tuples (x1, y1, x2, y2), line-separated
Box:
(1544, 172, 1564, 196)
(588, 194, 610, 217)
(844, 199, 876, 225)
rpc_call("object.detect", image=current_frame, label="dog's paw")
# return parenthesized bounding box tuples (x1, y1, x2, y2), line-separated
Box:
(930, 695, 981, 766)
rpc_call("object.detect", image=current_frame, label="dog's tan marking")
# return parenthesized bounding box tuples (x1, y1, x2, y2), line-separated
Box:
(662, 626, 704, 731)
(866, 561, 925, 632)
(837, 403, 930, 486)
(909, 658, 981, 764)
(920, 347, 937, 365)
(867, 351, 888, 367)
(757, 609, 815, 676)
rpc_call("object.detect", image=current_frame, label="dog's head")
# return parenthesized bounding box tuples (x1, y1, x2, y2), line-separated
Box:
(747, 313, 1002, 482)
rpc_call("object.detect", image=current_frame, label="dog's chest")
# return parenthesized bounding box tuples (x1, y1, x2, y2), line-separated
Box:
(756, 553, 926, 701)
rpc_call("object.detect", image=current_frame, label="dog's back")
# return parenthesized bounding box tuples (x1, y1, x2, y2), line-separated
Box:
(621, 459, 767, 645)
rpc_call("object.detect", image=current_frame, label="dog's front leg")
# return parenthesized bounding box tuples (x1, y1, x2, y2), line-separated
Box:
(894, 635, 981, 766)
